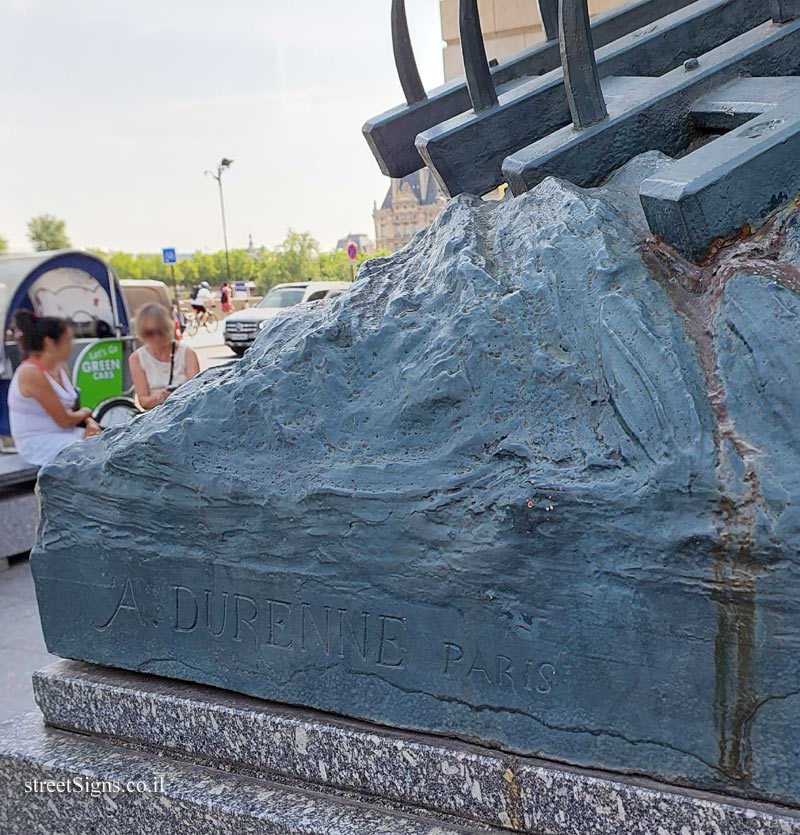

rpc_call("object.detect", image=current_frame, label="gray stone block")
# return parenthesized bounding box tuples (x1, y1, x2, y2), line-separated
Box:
(0, 489, 37, 561)
(22, 659, 800, 835)
(29, 154, 800, 807)
(0, 713, 480, 835)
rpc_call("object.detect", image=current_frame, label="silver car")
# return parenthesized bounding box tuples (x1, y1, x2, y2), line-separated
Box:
(224, 281, 350, 356)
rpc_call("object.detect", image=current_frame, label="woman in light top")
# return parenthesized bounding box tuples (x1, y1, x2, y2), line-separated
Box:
(8, 312, 102, 466)
(129, 303, 199, 410)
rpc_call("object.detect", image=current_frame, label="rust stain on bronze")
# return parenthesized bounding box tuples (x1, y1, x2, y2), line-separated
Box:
(638, 209, 800, 782)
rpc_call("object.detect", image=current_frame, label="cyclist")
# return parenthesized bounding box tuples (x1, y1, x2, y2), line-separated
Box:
(191, 282, 215, 326)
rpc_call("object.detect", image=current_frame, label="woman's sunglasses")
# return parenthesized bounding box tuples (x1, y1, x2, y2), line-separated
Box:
(142, 329, 165, 338)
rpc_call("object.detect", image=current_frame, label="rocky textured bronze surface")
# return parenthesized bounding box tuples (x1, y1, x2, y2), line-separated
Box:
(31, 154, 800, 806)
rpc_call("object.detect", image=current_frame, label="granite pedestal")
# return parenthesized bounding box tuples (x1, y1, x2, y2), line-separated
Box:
(1, 660, 800, 834)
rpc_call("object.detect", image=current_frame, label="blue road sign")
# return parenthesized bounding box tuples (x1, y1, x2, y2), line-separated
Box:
(162, 248, 177, 265)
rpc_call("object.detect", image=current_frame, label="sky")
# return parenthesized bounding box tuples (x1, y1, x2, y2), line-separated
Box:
(0, 0, 445, 254)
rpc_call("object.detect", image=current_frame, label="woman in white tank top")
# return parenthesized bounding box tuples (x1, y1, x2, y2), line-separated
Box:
(8, 312, 102, 466)
(129, 303, 199, 410)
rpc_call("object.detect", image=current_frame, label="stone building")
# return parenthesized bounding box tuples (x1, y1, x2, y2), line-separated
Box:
(335, 233, 375, 255)
(373, 170, 446, 254)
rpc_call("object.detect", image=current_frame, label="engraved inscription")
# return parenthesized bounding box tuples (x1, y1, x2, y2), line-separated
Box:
(95, 579, 146, 631)
(96, 578, 557, 701)
(442, 640, 556, 697)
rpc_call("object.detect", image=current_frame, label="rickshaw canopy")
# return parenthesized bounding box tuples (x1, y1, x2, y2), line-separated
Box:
(0, 250, 130, 341)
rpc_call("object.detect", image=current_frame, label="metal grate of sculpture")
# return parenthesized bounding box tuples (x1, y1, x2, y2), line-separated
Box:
(365, 0, 800, 260)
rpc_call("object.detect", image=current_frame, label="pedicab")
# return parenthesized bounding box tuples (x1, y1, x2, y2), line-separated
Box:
(0, 250, 143, 561)
(0, 249, 142, 442)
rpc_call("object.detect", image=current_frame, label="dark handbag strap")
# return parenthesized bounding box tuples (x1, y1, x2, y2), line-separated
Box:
(168, 340, 176, 387)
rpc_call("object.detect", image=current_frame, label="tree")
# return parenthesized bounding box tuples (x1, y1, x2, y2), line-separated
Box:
(318, 248, 392, 282)
(0, 235, 7, 255)
(266, 229, 321, 288)
(85, 233, 391, 296)
(27, 215, 70, 252)
(318, 250, 353, 282)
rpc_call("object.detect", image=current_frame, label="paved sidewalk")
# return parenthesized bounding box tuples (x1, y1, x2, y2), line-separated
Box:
(0, 559, 56, 723)
(182, 326, 237, 373)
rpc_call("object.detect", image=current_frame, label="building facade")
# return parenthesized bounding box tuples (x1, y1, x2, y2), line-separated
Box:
(373, 170, 446, 254)
(441, 0, 625, 80)
(335, 233, 375, 255)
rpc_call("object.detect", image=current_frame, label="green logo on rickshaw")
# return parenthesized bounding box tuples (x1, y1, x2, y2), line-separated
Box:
(74, 340, 124, 411)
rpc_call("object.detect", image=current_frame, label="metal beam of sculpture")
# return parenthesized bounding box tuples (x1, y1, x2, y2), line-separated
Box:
(539, 0, 561, 42)
(772, 0, 800, 22)
(689, 75, 795, 129)
(416, 0, 765, 196)
(502, 19, 800, 193)
(560, 0, 608, 128)
(363, 0, 697, 179)
(391, 0, 426, 106)
(639, 77, 800, 259)
(460, 0, 498, 111)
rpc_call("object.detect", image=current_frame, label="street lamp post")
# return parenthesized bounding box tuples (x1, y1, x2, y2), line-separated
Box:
(205, 158, 234, 285)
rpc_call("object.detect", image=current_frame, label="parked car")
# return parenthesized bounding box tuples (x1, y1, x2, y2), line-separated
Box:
(224, 281, 350, 356)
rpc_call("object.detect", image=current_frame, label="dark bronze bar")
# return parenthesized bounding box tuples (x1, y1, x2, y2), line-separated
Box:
(539, 0, 561, 41)
(416, 0, 766, 196)
(459, 0, 498, 111)
(560, 0, 608, 128)
(392, 0, 427, 105)
(772, 0, 800, 22)
(364, 0, 699, 179)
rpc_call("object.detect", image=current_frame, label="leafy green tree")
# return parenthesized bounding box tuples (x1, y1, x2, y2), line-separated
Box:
(318, 249, 353, 282)
(104, 251, 145, 281)
(0, 235, 7, 255)
(318, 248, 392, 281)
(267, 229, 321, 288)
(363, 249, 391, 263)
(88, 233, 392, 296)
(27, 214, 70, 252)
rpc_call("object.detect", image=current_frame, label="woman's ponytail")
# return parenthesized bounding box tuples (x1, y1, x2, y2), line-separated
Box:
(13, 311, 70, 356)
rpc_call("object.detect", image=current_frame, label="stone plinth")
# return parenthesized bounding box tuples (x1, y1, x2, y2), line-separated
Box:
(0, 714, 474, 835)
(1, 661, 800, 835)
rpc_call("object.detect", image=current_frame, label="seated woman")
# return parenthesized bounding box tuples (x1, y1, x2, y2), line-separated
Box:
(8, 312, 102, 466)
(130, 303, 199, 410)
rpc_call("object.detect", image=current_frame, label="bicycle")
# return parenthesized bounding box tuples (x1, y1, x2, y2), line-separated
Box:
(184, 308, 219, 337)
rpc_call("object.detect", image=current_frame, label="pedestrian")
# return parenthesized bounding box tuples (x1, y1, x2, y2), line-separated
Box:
(8, 312, 102, 466)
(220, 282, 234, 314)
(129, 303, 199, 410)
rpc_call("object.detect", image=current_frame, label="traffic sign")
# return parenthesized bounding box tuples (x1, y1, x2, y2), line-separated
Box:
(162, 248, 177, 265)
(347, 243, 358, 261)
